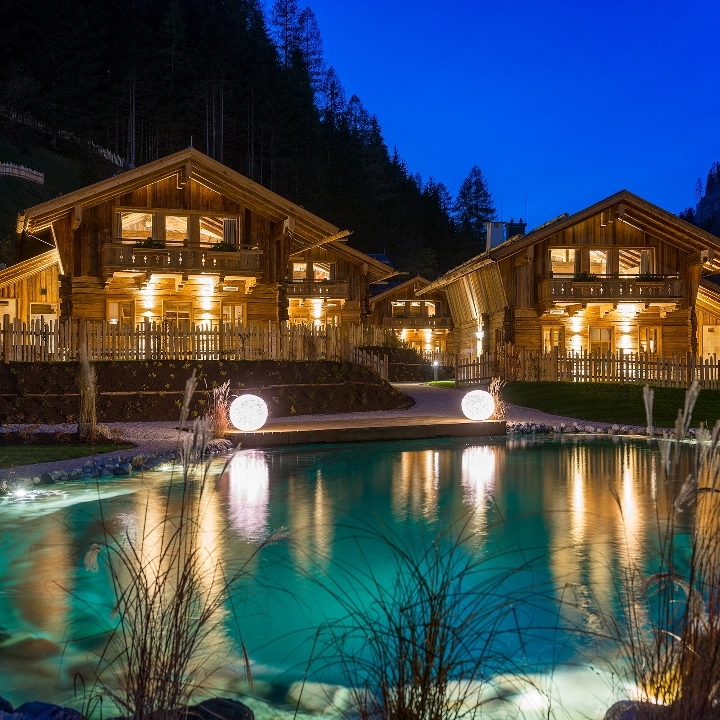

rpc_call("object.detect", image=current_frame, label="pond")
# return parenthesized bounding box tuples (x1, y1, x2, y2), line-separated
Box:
(0, 435, 682, 719)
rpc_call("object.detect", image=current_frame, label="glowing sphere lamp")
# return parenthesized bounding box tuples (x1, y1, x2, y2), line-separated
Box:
(461, 390, 495, 421)
(229, 395, 268, 431)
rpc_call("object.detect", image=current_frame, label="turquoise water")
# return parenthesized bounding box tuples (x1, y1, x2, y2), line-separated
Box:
(0, 436, 677, 718)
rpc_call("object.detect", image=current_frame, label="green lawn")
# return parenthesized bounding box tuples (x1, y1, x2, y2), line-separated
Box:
(502, 382, 720, 428)
(427, 381, 456, 388)
(0, 443, 134, 469)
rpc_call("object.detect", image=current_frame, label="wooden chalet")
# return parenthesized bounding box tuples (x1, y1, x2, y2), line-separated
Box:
(1, 148, 394, 331)
(419, 191, 720, 359)
(368, 277, 454, 354)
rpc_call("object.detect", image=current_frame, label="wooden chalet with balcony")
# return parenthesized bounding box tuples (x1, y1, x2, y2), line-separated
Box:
(368, 277, 454, 354)
(419, 191, 720, 359)
(1, 148, 395, 332)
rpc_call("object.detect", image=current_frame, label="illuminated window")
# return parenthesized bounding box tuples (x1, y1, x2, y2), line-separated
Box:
(313, 262, 335, 281)
(292, 263, 308, 281)
(391, 301, 406, 317)
(107, 301, 134, 328)
(165, 216, 188, 243)
(200, 217, 224, 244)
(424, 302, 436, 317)
(589, 250, 607, 275)
(620, 249, 652, 276)
(550, 248, 575, 275)
(118, 212, 152, 240)
(542, 326, 564, 352)
(409, 301, 421, 317)
(639, 327, 660, 355)
(222, 304, 245, 326)
(164, 302, 192, 324)
(590, 327, 612, 354)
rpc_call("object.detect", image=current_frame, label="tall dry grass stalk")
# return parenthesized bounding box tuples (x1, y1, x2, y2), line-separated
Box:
(489, 377, 507, 419)
(605, 381, 720, 718)
(209, 381, 232, 437)
(312, 516, 540, 720)
(78, 342, 97, 443)
(82, 373, 284, 720)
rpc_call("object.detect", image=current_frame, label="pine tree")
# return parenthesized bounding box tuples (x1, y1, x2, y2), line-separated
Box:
(454, 165, 496, 255)
(269, 0, 301, 67)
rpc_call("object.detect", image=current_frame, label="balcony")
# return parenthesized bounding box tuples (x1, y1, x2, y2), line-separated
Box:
(541, 275, 683, 307)
(102, 241, 263, 277)
(285, 280, 349, 298)
(383, 316, 453, 329)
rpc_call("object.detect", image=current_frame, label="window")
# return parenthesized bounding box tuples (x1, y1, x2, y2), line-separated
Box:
(424, 302, 436, 317)
(223, 218, 238, 246)
(107, 301, 134, 328)
(165, 216, 188, 243)
(391, 301, 406, 317)
(590, 327, 612, 354)
(550, 248, 575, 275)
(222, 303, 245, 326)
(292, 263, 308, 281)
(639, 327, 660, 355)
(542, 326, 564, 352)
(164, 302, 192, 324)
(589, 250, 607, 276)
(200, 217, 224, 244)
(118, 212, 152, 240)
(409, 301, 421, 317)
(619, 249, 653, 276)
(313, 262, 335, 281)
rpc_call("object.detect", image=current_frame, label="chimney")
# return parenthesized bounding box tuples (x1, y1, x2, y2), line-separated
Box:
(485, 221, 506, 249)
(506, 217, 527, 239)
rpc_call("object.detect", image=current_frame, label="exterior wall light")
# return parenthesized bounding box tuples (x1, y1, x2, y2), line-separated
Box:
(461, 390, 495, 421)
(229, 395, 268, 431)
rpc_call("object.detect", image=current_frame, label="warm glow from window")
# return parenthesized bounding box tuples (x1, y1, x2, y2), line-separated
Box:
(293, 263, 307, 281)
(119, 212, 152, 239)
(166, 215, 188, 242)
(550, 248, 575, 274)
(589, 249, 607, 275)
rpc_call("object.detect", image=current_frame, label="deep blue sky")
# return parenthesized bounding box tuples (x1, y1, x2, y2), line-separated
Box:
(301, 0, 720, 228)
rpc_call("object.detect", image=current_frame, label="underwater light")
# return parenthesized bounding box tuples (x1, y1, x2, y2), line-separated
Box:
(461, 390, 495, 421)
(229, 395, 268, 432)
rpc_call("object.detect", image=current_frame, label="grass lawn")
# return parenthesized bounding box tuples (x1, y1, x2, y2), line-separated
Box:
(502, 382, 720, 428)
(0, 443, 134, 469)
(427, 381, 456, 388)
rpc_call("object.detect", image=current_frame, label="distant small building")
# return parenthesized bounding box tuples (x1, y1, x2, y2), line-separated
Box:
(368, 276, 453, 354)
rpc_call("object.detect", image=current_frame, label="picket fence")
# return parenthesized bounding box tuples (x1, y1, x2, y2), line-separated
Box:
(0, 317, 391, 379)
(456, 344, 720, 390)
(0, 162, 44, 184)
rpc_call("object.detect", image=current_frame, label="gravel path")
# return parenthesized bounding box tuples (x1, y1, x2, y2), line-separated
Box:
(0, 383, 639, 482)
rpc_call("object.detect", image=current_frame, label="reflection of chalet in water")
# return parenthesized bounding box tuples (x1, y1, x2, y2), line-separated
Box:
(368, 277, 454, 353)
(1, 148, 394, 329)
(420, 191, 720, 358)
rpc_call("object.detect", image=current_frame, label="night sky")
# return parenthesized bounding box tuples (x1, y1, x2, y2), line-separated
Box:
(304, 0, 720, 228)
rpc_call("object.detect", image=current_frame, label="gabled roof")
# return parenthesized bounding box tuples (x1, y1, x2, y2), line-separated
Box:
(17, 148, 395, 282)
(368, 276, 437, 305)
(0, 249, 60, 290)
(419, 190, 720, 294)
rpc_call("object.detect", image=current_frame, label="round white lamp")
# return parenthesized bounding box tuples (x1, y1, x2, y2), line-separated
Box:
(461, 390, 495, 421)
(229, 395, 268, 432)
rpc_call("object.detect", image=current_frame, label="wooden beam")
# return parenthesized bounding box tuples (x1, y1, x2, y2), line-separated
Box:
(288, 230, 352, 256)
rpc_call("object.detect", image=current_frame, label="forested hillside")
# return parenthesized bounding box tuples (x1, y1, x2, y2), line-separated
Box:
(0, 0, 496, 275)
(680, 162, 720, 238)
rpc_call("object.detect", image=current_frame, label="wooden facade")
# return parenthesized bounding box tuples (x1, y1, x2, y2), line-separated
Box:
(4, 149, 394, 331)
(420, 191, 720, 358)
(368, 277, 454, 353)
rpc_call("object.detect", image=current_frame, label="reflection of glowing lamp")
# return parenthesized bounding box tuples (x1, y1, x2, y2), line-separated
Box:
(229, 395, 268, 431)
(461, 390, 495, 421)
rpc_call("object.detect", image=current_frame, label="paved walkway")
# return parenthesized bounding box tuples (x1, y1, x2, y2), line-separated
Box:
(0, 383, 622, 482)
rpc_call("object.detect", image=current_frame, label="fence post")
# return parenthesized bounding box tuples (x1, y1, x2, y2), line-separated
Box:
(454, 353, 459, 389)
(551, 346, 558, 382)
(2, 314, 9, 364)
(687, 352, 695, 388)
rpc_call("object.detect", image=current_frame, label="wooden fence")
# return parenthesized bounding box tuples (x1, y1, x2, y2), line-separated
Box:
(0, 162, 44, 184)
(0, 317, 391, 379)
(456, 344, 720, 390)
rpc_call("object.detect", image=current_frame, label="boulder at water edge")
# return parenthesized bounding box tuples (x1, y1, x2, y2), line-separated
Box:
(3, 702, 83, 720)
(604, 700, 670, 719)
(187, 698, 253, 720)
(0, 699, 12, 714)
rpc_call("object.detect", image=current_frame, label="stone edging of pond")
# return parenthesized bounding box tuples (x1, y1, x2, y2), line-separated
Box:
(506, 420, 699, 439)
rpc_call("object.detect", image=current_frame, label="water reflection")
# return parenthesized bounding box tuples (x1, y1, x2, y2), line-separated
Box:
(226, 451, 270, 542)
(391, 450, 440, 520)
(461, 445, 497, 533)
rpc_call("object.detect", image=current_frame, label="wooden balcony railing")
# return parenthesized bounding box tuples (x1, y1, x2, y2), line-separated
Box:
(541, 275, 683, 306)
(102, 242, 263, 275)
(383, 316, 453, 329)
(285, 280, 349, 298)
